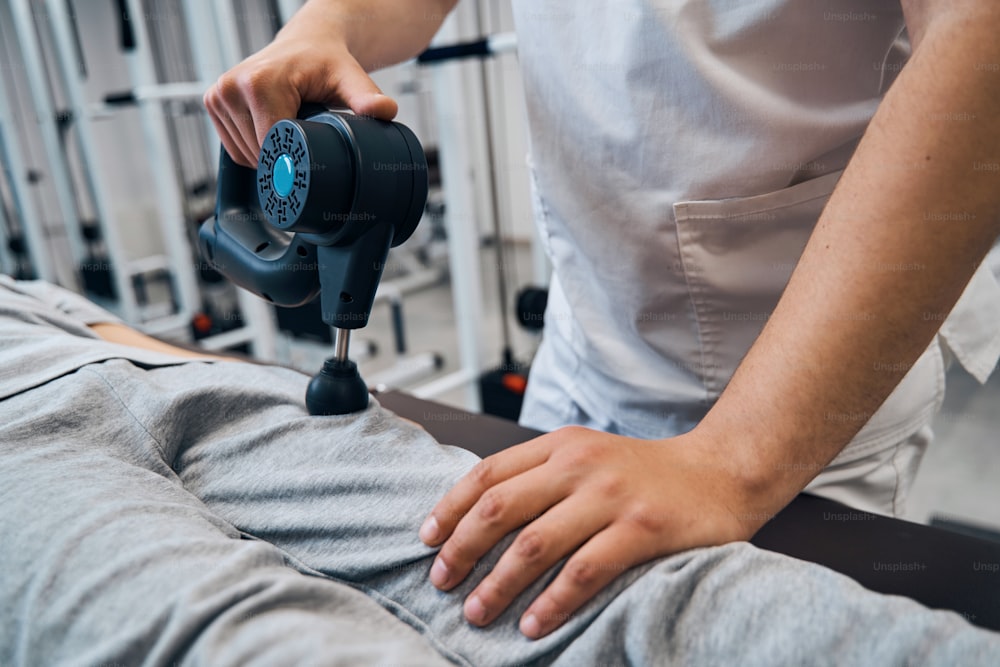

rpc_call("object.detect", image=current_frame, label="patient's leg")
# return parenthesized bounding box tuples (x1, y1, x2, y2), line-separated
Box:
(0, 363, 452, 667)
(92, 358, 1000, 666)
(5, 281, 994, 664)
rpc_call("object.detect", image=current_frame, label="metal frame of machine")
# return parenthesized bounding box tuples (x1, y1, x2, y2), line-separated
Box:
(0, 0, 542, 412)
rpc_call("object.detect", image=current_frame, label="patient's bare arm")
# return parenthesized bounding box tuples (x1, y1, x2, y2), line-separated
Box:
(88, 322, 228, 361)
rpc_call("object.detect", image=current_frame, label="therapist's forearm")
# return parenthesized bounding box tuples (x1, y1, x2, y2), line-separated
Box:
(700, 7, 1000, 515)
(282, 0, 458, 71)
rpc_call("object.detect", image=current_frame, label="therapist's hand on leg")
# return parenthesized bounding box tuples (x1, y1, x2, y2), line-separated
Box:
(419, 426, 770, 639)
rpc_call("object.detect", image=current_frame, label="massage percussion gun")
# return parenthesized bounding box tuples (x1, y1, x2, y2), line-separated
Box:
(199, 107, 428, 415)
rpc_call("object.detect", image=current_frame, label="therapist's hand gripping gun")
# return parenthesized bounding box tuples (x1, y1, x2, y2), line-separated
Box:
(199, 108, 428, 415)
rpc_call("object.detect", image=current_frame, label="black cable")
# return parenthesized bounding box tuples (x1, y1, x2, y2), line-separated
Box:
(113, 0, 136, 51)
(489, 0, 521, 319)
(473, 2, 514, 367)
(266, 0, 284, 34)
(64, 0, 88, 77)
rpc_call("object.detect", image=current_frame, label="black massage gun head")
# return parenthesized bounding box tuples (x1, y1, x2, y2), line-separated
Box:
(306, 358, 369, 416)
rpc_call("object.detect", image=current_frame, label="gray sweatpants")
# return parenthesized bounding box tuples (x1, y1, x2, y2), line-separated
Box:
(1, 357, 997, 666)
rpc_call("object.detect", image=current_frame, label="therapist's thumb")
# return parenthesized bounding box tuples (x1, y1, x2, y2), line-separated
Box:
(326, 58, 399, 121)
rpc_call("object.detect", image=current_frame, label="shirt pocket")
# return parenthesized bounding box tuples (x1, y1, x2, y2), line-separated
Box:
(672, 171, 844, 397)
(672, 170, 951, 460)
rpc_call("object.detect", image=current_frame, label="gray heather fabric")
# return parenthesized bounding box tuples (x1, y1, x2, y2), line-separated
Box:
(1, 279, 999, 666)
(0, 275, 200, 401)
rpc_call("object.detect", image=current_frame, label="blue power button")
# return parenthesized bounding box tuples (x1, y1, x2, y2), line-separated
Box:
(272, 153, 295, 198)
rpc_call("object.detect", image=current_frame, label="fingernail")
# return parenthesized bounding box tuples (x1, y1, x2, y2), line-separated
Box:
(419, 515, 440, 543)
(465, 594, 487, 624)
(430, 557, 450, 587)
(521, 613, 542, 638)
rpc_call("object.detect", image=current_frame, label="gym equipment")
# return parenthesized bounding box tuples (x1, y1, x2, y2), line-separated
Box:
(417, 19, 535, 419)
(200, 108, 428, 415)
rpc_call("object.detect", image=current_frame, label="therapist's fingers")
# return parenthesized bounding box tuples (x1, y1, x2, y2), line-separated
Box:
(428, 463, 571, 591)
(519, 523, 655, 639)
(203, 85, 258, 167)
(215, 71, 290, 167)
(205, 34, 400, 168)
(320, 53, 399, 121)
(205, 66, 290, 166)
(463, 497, 611, 627)
(419, 436, 554, 547)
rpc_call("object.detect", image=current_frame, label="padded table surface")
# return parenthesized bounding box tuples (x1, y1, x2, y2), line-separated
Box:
(377, 390, 1000, 632)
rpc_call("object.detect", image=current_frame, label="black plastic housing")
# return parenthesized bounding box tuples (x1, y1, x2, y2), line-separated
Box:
(199, 109, 428, 329)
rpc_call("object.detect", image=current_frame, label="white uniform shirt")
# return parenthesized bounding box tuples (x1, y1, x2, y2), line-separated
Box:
(511, 0, 1000, 462)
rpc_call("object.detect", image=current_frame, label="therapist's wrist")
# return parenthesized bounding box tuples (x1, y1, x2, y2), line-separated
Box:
(682, 416, 810, 531)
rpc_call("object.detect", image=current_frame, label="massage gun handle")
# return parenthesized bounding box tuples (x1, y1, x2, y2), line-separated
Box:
(198, 150, 321, 308)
